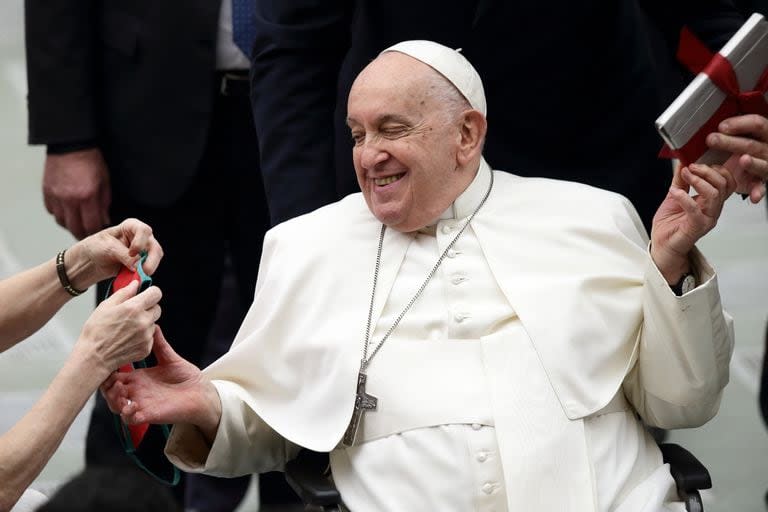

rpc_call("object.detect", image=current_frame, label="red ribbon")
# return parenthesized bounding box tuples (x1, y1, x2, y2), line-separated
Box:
(660, 26, 768, 166)
(112, 268, 150, 448)
(118, 363, 150, 447)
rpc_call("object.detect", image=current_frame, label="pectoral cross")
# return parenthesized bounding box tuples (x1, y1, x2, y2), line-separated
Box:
(342, 370, 378, 447)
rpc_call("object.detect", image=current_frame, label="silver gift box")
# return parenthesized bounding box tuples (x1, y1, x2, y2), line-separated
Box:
(655, 13, 768, 165)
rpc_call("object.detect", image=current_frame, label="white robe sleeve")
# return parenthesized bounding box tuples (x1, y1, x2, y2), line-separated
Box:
(165, 380, 302, 477)
(623, 247, 735, 429)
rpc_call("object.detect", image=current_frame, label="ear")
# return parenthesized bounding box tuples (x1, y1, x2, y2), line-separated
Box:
(456, 110, 487, 166)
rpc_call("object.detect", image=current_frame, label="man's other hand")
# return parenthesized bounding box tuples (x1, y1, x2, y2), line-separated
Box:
(43, 148, 111, 240)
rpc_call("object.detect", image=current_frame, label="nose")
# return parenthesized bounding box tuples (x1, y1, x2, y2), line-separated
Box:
(358, 139, 389, 171)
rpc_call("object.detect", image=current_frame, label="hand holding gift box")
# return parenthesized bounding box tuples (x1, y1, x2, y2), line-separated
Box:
(657, 13, 768, 203)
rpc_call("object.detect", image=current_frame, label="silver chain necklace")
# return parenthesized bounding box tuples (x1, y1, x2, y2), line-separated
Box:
(342, 170, 494, 447)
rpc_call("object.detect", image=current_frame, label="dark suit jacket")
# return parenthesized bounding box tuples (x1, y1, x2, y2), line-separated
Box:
(25, 0, 221, 206)
(250, 0, 744, 227)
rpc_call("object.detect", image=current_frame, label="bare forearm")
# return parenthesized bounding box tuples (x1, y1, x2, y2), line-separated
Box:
(0, 245, 99, 352)
(0, 351, 107, 509)
(0, 258, 70, 351)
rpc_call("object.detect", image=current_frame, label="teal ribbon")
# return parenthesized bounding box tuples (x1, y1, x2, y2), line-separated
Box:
(107, 250, 180, 486)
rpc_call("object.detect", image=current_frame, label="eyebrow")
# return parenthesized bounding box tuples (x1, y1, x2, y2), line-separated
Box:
(346, 114, 413, 127)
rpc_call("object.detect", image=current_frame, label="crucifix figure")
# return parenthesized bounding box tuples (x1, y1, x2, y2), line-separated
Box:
(342, 371, 378, 447)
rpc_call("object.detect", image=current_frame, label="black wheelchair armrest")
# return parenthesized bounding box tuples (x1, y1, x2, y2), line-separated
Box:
(659, 442, 711, 512)
(659, 442, 711, 492)
(285, 450, 341, 507)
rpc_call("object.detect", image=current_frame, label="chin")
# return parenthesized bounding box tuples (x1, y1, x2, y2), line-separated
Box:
(370, 204, 404, 227)
(373, 210, 403, 227)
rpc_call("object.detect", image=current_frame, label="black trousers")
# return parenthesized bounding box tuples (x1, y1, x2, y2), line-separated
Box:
(84, 79, 298, 509)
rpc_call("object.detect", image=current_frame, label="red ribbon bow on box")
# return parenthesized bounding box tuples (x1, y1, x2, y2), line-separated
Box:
(660, 26, 768, 166)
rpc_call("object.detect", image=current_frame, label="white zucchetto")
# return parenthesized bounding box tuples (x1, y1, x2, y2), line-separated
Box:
(381, 40, 487, 116)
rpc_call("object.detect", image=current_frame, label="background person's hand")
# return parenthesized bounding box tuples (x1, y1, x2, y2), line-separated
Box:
(43, 148, 111, 240)
(64, 218, 163, 291)
(72, 281, 162, 379)
(706, 114, 768, 203)
(651, 163, 736, 283)
(100, 328, 220, 439)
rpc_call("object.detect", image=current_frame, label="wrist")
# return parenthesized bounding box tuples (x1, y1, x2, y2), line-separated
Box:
(66, 342, 112, 385)
(650, 244, 692, 285)
(62, 243, 99, 291)
(196, 381, 222, 445)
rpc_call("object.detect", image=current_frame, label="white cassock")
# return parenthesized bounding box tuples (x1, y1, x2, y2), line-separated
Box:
(166, 159, 734, 511)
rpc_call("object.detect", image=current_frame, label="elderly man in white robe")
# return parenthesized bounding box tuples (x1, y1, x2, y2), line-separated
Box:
(102, 40, 765, 510)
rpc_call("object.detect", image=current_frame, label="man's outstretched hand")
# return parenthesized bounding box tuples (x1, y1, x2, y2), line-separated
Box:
(101, 327, 223, 443)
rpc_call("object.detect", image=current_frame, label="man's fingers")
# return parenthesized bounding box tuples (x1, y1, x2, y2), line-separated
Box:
(62, 202, 86, 240)
(43, 192, 58, 216)
(750, 182, 767, 203)
(152, 326, 178, 365)
(707, 131, 768, 161)
(671, 164, 690, 192)
(718, 114, 768, 140)
(99, 181, 112, 227)
(688, 164, 731, 200)
(120, 398, 138, 420)
(739, 153, 768, 182)
(712, 164, 738, 196)
(49, 201, 66, 230)
(101, 377, 128, 414)
(80, 197, 106, 238)
(670, 185, 703, 219)
(683, 166, 719, 200)
(122, 404, 147, 425)
(685, 165, 729, 221)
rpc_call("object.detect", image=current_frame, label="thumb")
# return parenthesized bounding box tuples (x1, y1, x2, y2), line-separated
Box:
(104, 279, 139, 304)
(671, 163, 690, 192)
(152, 326, 179, 365)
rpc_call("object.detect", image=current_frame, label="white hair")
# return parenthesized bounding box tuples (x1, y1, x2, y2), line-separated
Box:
(423, 68, 472, 122)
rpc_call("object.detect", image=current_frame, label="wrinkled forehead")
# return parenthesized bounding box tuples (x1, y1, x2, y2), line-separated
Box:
(347, 53, 438, 118)
(352, 52, 434, 94)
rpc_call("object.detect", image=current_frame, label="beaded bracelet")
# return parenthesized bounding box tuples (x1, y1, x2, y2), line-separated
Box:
(55, 250, 87, 297)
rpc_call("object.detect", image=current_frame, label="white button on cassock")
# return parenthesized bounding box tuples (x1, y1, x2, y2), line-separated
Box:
(482, 483, 494, 494)
(441, 224, 454, 234)
(477, 452, 488, 462)
(446, 248, 458, 258)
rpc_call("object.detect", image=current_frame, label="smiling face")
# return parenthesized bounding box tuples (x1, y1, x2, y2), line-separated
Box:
(347, 52, 481, 232)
